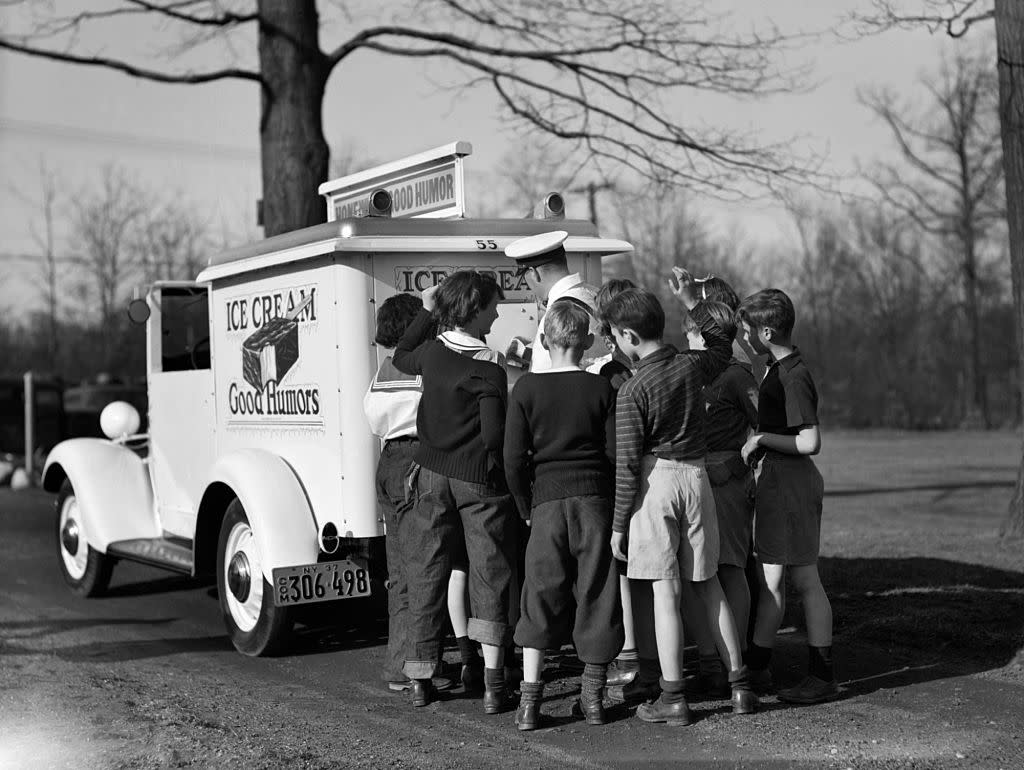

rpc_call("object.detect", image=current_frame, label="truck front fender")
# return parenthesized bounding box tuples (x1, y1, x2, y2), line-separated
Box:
(202, 449, 318, 583)
(42, 439, 159, 552)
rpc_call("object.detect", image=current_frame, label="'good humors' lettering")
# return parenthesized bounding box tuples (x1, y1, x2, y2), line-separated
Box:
(228, 380, 322, 417)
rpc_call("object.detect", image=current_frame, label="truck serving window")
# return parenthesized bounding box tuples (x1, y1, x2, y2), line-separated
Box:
(160, 286, 211, 372)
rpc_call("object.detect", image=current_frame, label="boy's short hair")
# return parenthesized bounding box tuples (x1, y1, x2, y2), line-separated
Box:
(596, 278, 637, 337)
(697, 276, 740, 311)
(738, 288, 795, 338)
(434, 270, 505, 330)
(375, 292, 423, 348)
(543, 299, 591, 351)
(683, 300, 737, 341)
(602, 287, 665, 341)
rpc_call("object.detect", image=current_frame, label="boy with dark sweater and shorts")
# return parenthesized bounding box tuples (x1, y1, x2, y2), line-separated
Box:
(504, 300, 623, 731)
(738, 288, 837, 704)
(606, 286, 757, 725)
(393, 271, 517, 713)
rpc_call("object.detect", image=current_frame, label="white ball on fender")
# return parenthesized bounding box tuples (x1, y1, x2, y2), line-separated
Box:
(100, 401, 141, 440)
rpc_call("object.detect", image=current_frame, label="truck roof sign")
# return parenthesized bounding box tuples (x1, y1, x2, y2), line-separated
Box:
(318, 141, 471, 221)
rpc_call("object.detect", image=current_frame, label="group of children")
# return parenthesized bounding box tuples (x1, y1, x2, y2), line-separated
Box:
(363, 231, 837, 732)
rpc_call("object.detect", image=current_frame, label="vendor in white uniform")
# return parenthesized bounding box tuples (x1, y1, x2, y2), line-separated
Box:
(503, 230, 600, 372)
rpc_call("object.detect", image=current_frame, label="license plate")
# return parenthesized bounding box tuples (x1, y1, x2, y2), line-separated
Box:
(272, 559, 370, 606)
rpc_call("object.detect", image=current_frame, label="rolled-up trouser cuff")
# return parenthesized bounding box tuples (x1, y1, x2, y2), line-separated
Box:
(403, 659, 438, 680)
(468, 617, 509, 647)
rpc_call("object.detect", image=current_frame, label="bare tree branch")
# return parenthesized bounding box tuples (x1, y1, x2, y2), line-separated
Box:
(122, 0, 258, 27)
(851, 0, 995, 39)
(0, 36, 262, 84)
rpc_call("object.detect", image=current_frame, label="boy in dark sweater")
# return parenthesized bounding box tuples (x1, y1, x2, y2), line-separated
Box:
(392, 271, 517, 713)
(505, 300, 623, 730)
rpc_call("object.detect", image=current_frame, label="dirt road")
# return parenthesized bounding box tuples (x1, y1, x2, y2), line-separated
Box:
(2, 432, 1024, 768)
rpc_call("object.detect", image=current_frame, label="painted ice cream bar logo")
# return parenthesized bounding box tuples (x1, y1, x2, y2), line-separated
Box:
(394, 265, 532, 298)
(224, 288, 325, 428)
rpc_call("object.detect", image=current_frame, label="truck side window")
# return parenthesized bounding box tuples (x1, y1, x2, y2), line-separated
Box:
(161, 287, 211, 372)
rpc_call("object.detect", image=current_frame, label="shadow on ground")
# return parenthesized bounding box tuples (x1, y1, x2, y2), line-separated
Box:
(773, 556, 1024, 697)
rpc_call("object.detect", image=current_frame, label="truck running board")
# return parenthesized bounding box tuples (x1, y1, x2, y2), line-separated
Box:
(106, 538, 194, 575)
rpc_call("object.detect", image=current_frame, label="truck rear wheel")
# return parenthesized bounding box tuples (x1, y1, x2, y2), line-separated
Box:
(56, 479, 114, 597)
(216, 499, 293, 656)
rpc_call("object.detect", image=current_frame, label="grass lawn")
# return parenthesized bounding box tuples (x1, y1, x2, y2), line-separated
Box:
(810, 429, 1024, 683)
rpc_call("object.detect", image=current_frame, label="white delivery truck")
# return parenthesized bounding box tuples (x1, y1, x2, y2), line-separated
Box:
(42, 142, 632, 656)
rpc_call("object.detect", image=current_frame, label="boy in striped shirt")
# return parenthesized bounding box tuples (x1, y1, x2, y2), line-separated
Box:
(605, 283, 757, 725)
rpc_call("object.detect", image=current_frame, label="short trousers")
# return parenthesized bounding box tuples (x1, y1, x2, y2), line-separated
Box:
(754, 452, 824, 566)
(706, 450, 755, 568)
(626, 455, 719, 582)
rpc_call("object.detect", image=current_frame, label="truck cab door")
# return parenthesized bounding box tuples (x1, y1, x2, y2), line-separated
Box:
(146, 283, 216, 538)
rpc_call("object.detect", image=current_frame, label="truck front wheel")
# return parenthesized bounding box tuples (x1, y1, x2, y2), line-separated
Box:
(56, 479, 114, 597)
(216, 499, 293, 656)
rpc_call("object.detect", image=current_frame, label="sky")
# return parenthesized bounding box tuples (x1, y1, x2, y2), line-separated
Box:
(0, 0, 975, 317)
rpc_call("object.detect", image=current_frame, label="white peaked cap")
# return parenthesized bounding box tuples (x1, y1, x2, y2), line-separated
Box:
(504, 230, 569, 264)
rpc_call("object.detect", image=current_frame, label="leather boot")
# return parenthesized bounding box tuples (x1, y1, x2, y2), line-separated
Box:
(515, 681, 543, 730)
(730, 665, 759, 714)
(483, 667, 512, 715)
(411, 678, 434, 708)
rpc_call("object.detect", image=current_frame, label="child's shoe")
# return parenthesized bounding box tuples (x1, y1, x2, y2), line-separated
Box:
(728, 666, 759, 715)
(515, 681, 543, 730)
(483, 667, 514, 714)
(607, 677, 660, 705)
(410, 678, 434, 707)
(635, 695, 692, 726)
(388, 674, 454, 693)
(605, 657, 639, 686)
(777, 675, 838, 705)
(577, 663, 607, 725)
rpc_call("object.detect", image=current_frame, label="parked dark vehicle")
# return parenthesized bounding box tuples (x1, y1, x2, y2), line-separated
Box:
(63, 381, 148, 438)
(0, 376, 66, 479)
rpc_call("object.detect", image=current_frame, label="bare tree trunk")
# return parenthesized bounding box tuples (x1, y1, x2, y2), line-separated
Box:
(257, 0, 329, 237)
(997, 0, 1024, 538)
(963, 233, 991, 427)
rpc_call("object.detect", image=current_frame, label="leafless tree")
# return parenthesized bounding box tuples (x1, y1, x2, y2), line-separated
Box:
(497, 138, 581, 216)
(611, 183, 731, 342)
(859, 46, 1004, 427)
(69, 165, 148, 367)
(852, 0, 1024, 538)
(137, 200, 209, 282)
(785, 196, 963, 427)
(11, 161, 65, 366)
(0, 1, 817, 237)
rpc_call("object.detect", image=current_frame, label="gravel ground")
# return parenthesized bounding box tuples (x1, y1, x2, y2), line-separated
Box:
(2, 430, 1024, 768)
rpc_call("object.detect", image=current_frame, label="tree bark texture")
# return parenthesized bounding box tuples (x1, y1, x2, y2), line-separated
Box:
(996, 0, 1024, 538)
(257, 0, 329, 236)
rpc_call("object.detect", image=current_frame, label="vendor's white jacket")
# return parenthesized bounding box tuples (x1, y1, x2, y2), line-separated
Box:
(530, 272, 600, 373)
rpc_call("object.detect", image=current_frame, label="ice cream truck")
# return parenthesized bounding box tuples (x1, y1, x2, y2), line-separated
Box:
(42, 142, 633, 656)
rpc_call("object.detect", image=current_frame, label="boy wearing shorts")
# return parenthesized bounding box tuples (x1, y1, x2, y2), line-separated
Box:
(605, 286, 757, 725)
(738, 288, 837, 704)
(504, 300, 623, 730)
